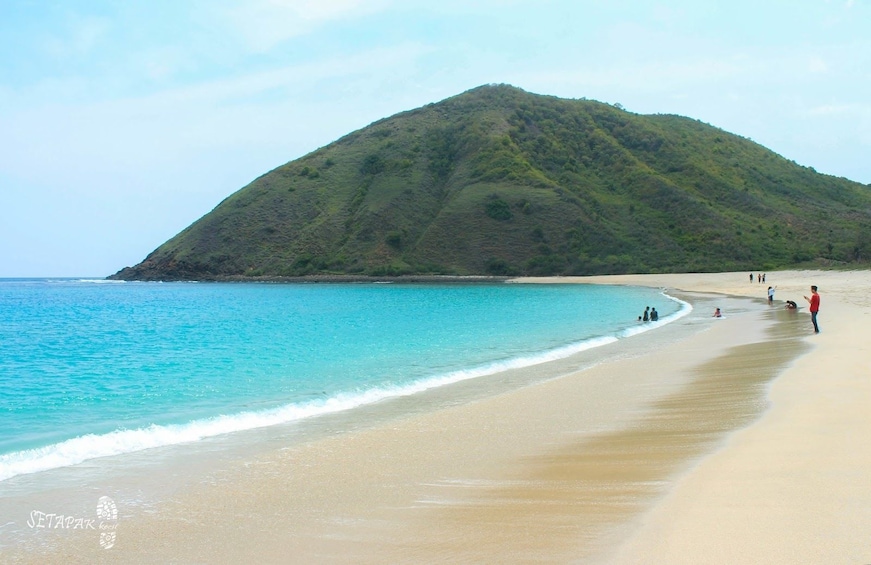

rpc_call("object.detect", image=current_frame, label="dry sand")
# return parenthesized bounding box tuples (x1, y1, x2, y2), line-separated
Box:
(6, 270, 870, 564)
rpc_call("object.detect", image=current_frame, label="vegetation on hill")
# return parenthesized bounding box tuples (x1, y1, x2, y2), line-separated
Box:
(111, 84, 871, 280)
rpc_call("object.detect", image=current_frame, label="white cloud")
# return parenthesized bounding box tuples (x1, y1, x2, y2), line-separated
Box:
(0, 42, 433, 187)
(805, 103, 871, 147)
(136, 46, 192, 82)
(510, 55, 753, 96)
(133, 40, 431, 110)
(217, 0, 392, 53)
(806, 103, 854, 116)
(42, 15, 111, 59)
(808, 56, 828, 73)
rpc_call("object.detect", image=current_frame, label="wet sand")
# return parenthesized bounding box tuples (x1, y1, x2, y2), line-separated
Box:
(5, 270, 869, 563)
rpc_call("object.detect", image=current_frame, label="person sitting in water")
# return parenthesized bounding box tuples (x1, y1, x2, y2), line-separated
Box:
(650, 308, 659, 321)
(785, 300, 798, 310)
(713, 307, 722, 318)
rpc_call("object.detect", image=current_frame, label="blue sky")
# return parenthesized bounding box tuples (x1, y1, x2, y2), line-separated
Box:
(1, 0, 869, 277)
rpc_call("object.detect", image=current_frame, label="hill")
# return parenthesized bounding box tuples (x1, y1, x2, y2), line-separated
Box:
(111, 84, 871, 280)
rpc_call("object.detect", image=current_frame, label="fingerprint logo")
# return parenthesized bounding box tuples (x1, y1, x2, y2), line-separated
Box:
(96, 496, 118, 549)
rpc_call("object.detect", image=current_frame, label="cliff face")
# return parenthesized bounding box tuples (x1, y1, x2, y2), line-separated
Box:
(112, 84, 871, 280)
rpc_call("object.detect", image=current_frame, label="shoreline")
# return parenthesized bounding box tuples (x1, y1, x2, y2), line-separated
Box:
(4, 270, 868, 562)
(1, 287, 715, 560)
(105, 273, 514, 283)
(0, 284, 683, 486)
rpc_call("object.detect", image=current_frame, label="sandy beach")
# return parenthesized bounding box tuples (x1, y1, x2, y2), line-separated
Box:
(5, 270, 870, 564)
(584, 271, 871, 564)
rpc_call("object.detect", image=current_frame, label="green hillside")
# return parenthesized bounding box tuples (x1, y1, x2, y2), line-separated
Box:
(112, 84, 871, 280)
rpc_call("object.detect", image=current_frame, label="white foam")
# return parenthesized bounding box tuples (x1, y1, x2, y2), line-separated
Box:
(75, 279, 127, 284)
(0, 341, 613, 482)
(620, 291, 692, 337)
(0, 291, 692, 482)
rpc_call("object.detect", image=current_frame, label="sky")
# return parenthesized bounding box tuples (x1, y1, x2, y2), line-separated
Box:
(1, 0, 869, 277)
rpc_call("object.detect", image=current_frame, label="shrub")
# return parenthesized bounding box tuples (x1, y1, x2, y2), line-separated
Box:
(485, 198, 513, 221)
(385, 231, 402, 249)
(485, 258, 517, 275)
(361, 155, 385, 175)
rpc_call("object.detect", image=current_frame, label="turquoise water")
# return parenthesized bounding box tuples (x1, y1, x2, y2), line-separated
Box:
(0, 279, 686, 481)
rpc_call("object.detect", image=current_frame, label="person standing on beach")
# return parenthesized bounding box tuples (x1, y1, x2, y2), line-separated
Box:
(803, 285, 821, 333)
(767, 286, 776, 304)
(750, 273, 754, 283)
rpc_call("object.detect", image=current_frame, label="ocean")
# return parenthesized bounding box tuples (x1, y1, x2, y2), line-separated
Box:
(0, 279, 688, 483)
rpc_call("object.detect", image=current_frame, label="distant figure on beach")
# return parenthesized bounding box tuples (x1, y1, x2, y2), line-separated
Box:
(757, 274, 761, 283)
(762, 273, 766, 283)
(650, 308, 659, 322)
(804, 286, 821, 333)
(642, 306, 650, 322)
(713, 307, 722, 318)
(767, 286, 776, 304)
(749, 273, 754, 283)
(785, 300, 797, 310)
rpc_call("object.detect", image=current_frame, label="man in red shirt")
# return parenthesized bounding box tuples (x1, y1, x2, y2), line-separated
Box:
(804, 285, 821, 333)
